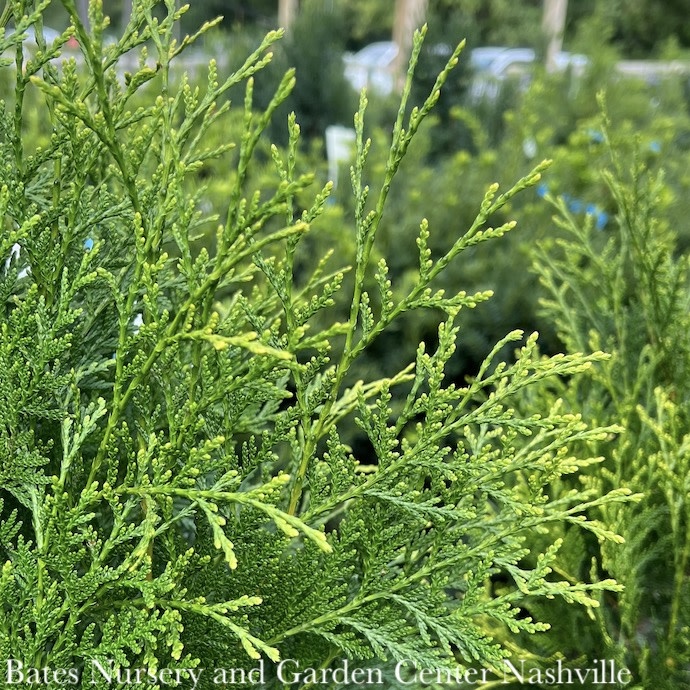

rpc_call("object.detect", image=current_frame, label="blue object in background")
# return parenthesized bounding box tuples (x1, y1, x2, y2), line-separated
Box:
(587, 128, 660, 155)
(533, 128, 660, 232)
(564, 194, 583, 213)
(84, 237, 94, 250)
(537, 183, 609, 230)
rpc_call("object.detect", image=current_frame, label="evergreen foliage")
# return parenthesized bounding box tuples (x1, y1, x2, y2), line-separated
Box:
(530, 103, 690, 688)
(0, 1, 633, 686)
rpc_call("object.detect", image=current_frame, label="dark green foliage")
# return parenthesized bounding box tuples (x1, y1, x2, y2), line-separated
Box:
(182, 0, 277, 33)
(0, 1, 635, 686)
(604, 0, 690, 57)
(340, 0, 393, 46)
(409, 13, 477, 160)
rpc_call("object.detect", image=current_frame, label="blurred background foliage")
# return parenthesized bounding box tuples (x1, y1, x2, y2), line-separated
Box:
(8, 0, 690, 407)
(30, 0, 690, 56)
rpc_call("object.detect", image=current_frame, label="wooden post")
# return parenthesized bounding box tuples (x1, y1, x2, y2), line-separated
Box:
(279, 0, 299, 33)
(542, 0, 568, 72)
(392, 0, 428, 89)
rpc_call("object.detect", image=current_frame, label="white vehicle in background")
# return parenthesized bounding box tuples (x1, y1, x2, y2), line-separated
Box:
(469, 46, 589, 101)
(470, 46, 537, 73)
(468, 47, 535, 100)
(343, 41, 399, 96)
(343, 41, 589, 100)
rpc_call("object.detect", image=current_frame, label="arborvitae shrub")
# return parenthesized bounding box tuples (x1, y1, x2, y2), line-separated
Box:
(0, 1, 631, 686)
(530, 106, 690, 688)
